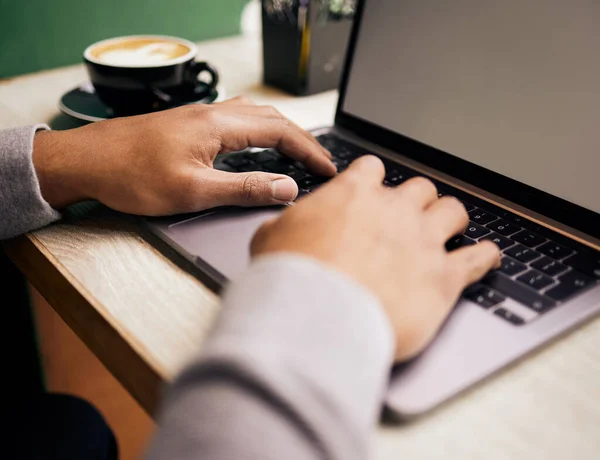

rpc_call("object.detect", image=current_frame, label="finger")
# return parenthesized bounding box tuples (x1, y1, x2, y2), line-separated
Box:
(425, 196, 469, 242)
(190, 168, 298, 208)
(285, 122, 332, 160)
(331, 154, 385, 188)
(215, 104, 333, 160)
(395, 176, 439, 210)
(447, 241, 501, 288)
(252, 106, 332, 160)
(211, 111, 337, 177)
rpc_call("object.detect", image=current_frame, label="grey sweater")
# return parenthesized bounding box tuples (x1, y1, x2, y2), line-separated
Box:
(1, 125, 394, 459)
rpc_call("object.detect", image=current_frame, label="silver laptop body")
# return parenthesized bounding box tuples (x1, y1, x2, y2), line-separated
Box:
(145, 0, 600, 419)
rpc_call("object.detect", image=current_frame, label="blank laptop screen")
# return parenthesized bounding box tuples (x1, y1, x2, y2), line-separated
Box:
(343, 0, 600, 214)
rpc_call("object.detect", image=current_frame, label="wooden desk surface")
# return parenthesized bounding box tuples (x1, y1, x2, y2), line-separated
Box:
(2, 32, 599, 460)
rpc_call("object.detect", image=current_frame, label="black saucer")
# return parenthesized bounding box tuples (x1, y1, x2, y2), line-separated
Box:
(59, 81, 225, 122)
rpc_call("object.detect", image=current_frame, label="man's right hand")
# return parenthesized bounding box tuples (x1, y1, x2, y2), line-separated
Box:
(251, 155, 501, 361)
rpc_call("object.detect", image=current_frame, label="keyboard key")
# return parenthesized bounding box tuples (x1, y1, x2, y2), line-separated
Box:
(285, 168, 308, 181)
(505, 244, 542, 263)
(296, 189, 311, 199)
(511, 230, 546, 248)
(384, 163, 407, 176)
(384, 160, 413, 175)
(494, 308, 525, 325)
(297, 175, 329, 190)
(468, 209, 498, 225)
(536, 242, 574, 260)
(460, 201, 476, 212)
(464, 221, 491, 239)
(293, 160, 308, 171)
(499, 257, 527, 276)
(446, 235, 476, 251)
(430, 179, 449, 194)
(329, 137, 368, 159)
(502, 212, 526, 225)
(545, 270, 595, 301)
(224, 156, 252, 168)
(480, 232, 515, 250)
(563, 253, 600, 279)
(316, 134, 337, 150)
(332, 158, 350, 171)
(463, 284, 505, 309)
(482, 272, 556, 312)
(530, 257, 569, 277)
(384, 164, 401, 177)
(333, 147, 361, 160)
(264, 158, 296, 173)
(516, 269, 555, 290)
(246, 149, 277, 164)
(385, 174, 410, 187)
(487, 219, 522, 236)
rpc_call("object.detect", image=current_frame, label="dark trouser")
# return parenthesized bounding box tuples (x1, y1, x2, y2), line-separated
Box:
(28, 393, 119, 460)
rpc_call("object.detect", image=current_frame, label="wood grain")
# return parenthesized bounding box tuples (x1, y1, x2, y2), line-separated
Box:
(1, 33, 600, 460)
(32, 288, 155, 460)
(3, 202, 221, 413)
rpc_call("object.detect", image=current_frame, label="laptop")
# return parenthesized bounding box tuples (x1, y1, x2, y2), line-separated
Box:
(145, 0, 600, 419)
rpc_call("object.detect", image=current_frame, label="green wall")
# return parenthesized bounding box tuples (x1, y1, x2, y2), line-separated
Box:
(0, 0, 248, 78)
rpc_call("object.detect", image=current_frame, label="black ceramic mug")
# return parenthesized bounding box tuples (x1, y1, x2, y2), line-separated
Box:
(84, 35, 219, 116)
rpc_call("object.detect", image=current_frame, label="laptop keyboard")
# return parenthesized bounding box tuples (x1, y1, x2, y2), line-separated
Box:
(214, 133, 600, 326)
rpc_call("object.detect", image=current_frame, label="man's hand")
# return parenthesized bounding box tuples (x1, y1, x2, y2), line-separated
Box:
(251, 156, 501, 361)
(32, 97, 335, 214)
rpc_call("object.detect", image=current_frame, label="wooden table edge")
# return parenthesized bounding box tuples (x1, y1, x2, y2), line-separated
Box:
(3, 233, 164, 416)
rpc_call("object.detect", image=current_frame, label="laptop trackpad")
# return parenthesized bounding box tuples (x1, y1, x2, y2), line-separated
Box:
(164, 207, 284, 282)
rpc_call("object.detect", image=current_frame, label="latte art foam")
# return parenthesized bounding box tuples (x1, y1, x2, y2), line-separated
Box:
(91, 39, 191, 66)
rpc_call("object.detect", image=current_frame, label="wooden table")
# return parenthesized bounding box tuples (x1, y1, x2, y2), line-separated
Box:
(2, 32, 599, 460)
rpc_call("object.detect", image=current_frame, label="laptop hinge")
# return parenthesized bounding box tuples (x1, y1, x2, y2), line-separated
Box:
(325, 125, 600, 251)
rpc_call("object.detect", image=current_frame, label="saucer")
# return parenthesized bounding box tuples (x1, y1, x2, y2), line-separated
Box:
(59, 81, 226, 123)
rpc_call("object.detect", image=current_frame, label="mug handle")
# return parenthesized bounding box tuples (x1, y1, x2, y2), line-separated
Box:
(186, 61, 219, 91)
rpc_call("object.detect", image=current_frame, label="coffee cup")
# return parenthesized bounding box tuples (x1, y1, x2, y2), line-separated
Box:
(84, 35, 219, 116)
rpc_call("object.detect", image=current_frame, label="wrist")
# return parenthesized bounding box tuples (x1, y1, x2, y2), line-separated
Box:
(32, 129, 92, 209)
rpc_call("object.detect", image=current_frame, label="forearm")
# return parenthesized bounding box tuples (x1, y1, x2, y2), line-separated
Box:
(32, 129, 91, 209)
(146, 255, 394, 460)
(0, 125, 61, 239)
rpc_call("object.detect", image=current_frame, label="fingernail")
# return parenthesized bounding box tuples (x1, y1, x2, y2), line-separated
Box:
(271, 178, 298, 202)
(324, 160, 338, 176)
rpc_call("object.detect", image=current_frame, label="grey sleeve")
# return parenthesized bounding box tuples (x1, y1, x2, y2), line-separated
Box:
(0, 125, 61, 239)
(146, 254, 394, 460)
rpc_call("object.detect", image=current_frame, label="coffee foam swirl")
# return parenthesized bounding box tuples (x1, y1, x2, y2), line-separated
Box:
(91, 39, 191, 66)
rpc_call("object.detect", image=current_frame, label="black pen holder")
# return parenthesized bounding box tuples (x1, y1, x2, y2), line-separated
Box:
(261, 0, 356, 96)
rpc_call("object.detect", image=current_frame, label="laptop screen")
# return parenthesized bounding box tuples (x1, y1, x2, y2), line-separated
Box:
(342, 0, 600, 215)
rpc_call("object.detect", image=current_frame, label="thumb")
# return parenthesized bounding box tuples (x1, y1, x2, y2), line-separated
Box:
(198, 168, 298, 208)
